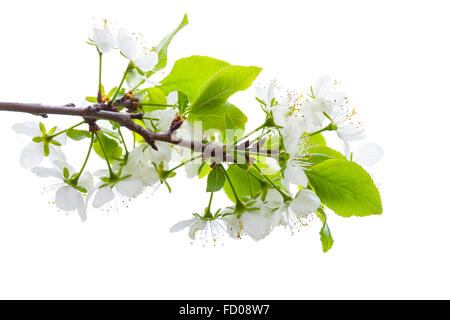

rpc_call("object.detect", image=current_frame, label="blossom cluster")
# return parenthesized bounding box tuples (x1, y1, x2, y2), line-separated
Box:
(10, 16, 383, 251)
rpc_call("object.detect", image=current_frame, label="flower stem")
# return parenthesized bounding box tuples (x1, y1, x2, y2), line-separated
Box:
(303, 123, 335, 139)
(221, 165, 241, 204)
(48, 121, 84, 139)
(111, 64, 131, 102)
(130, 79, 146, 92)
(252, 164, 292, 202)
(117, 127, 129, 156)
(76, 134, 94, 180)
(94, 132, 116, 178)
(98, 50, 103, 99)
(138, 103, 174, 107)
(235, 123, 265, 145)
(166, 156, 200, 174)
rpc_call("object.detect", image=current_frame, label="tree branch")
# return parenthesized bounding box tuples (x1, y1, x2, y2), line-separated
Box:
(0, 102, 275, 161)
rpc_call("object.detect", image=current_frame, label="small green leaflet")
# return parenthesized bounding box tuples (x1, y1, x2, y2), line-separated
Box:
(66, 129, 91, 141)
(147, 14, 189, 77)
(159, 55, 231, 101)
(93, 134, 123, 162)
(206, 165, 226, 192)
(306, 159, 382, 217)
(316, 208, 334, 253)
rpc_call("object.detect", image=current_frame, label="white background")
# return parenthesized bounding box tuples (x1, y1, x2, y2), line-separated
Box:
(0, 0, 449, 299)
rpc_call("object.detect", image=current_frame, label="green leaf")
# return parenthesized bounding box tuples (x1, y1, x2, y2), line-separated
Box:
(320, 221, 334, 253)
(39, 122, 46, 134)
(67, 129, 91, 141)
(308, 146, 345, 159)
(63, 167, 69, 179)
(316, 208, 334, 253)
(148, 14, 189, 76)
(139, 87, 167, 112)
(188, 101, 247, 132)
(306, 159, 382, 217)
(206, 165, 226, 192)
(93, 134, 123, 162)
(223, 165, 263, 203)
(159, 55, 231, 101)
(190, 65, 262, 112)
(85, 96, 98, 103)
(305, 132, 326, 146)
(198, 161, 211, 179)
(43, 143, 49, 157)
(177, 91, 189, 114)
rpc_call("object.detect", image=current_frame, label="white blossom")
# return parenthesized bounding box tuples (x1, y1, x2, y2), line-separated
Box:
(92, 21, 115, 53)
(116, 28, 158, 72)
(31, 160, 93, 221)
(13, 122, 66, 169)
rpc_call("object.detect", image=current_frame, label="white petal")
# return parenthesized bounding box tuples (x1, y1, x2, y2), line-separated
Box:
(77, 198, 88, 222)
(170, 218, 195, 233)
(185, 161, 201, 179)
(353, 143, 384, 167)
(54, 132, 67, 145)
(223, 215, 241, 239)
(134, 51, 158, 72)
(20, 143, 44, 169)
(55, 186, 82, 211)
(48, 146, 67, 164)
(188, 220, 207, 240)
(93, 25, 116, 53)
(94, 169, 109, 177)
(167, 91, 178, 105)
(115, 179, 144, 198)
(92, 187, 114, 208)
(283, 116, 304, 155)
(52, 159, 73, 173)
(148, 141, 172, 163)
(241, 213, 272, 241)
(264, 188, 284, 204)
(116, 28, 137, 60)
(31, 166, 62, 179)
(12, 122, 40, 137)
(78, 172, 94, 191)
(313, 75, 332, 99)
(271, 106, 289, 127)
(151, 108, 178, 132)
(285, 160, 308, 187)
(290, 189, 321, 218)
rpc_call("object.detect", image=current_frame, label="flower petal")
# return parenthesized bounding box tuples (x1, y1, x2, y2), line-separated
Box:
(55, 186, 82, 211)
(241, 213, 272, 241)
(115, 179, 144, 198)
(92, 25, 116, 53)
(188, 220, 207, 239)
(31, 166, 62, 179)
(134, 51, 158, 72)
(290, 189, 321, 218)
(116, 28, 137, 60)
(170, 218, 194, 233)
(285, 160, 308, 188)
(92, 187, 114, 208)
(167, 91, 178, 105)
(20, 143, 44, 169)
(353, 143, 384, 167)
(313, 75, 332, 99)
(12, 122, 40, 137)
